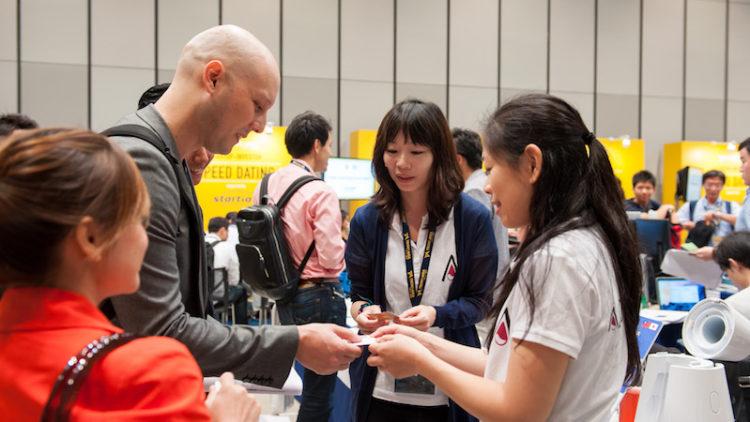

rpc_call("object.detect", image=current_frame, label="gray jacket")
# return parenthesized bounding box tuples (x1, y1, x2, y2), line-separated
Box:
(108, 105, 298, 387)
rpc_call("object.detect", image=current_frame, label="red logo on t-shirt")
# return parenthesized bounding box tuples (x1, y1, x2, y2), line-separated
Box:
(609, 307, 620, 331)
(494, 308, 511, 346)
(442, 255, 458, 283)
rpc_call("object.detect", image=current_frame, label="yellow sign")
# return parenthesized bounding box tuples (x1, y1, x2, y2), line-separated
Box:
(195, 127, 290, 227)
(600, 138, 646, 200)
(348, 130, 378, 216)
(662, 141, 744, 206)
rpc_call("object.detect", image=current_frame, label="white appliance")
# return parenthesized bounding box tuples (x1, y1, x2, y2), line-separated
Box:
(635, 353, 733, 421)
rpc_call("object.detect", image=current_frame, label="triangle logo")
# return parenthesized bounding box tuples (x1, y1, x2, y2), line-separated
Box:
(609, 307, 620, 331)
(494, 308, 511, 346)
(442, 255, 458, 283)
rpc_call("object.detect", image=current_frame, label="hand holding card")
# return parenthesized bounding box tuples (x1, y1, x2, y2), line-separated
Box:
(368, 311, 401, 324)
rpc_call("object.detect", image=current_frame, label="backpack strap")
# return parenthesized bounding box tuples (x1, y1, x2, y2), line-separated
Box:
(102, 124, 179, 166)
(260, 174, 271, 205)
(208, 240, 222, 248)
(277, 175, 321, 210)
(275, 174, 321, 274)
(41, 333, 139, 422)
(298, 242, 316, 273)
(689, 200, 698, 222)
(726, 201, 735, 230)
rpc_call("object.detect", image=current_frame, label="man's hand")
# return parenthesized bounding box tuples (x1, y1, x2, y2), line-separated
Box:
(682, 221, 696, 231)
(690, 246, 715, 261)
(704, 211, 716, 225)
(296, 324, 363, 375)
(354, 304, 389, 334)
(205, 372, 262, 422)
(397, 305, 436, 331)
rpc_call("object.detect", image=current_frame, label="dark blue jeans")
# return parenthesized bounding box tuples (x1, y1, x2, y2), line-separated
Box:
(277, 282, 347, 422)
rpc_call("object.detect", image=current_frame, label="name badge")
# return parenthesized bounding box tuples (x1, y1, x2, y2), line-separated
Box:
(394, 375, 435, 395)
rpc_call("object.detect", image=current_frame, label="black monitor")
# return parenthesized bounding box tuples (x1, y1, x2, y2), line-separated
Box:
(633, 219, 672, 303)
(633, 219, 672, 264)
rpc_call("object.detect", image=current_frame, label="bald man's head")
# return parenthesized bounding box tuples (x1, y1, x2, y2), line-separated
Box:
(163, 25, 280, 155)
(175, 25, 279, 84)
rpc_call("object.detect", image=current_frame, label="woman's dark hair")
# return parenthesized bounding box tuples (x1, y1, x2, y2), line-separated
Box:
(372, 99, 464, 226)
(0, 128, 150, 287)
(483, 94, 642, 386)
(714, 231, 750, 270)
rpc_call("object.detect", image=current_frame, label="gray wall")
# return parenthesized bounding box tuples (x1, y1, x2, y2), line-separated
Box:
(2, 0, 750, 177)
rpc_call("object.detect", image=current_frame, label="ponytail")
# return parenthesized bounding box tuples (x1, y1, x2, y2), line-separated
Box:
(483, 94, 642, 386)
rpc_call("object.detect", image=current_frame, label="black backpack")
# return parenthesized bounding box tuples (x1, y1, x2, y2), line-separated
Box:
(236, 173, 320, 301)
(686, 200, 734, 247)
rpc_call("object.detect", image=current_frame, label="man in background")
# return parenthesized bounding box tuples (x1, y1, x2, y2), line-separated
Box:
(453, 127, 510, 340)
(206, 216, 247, 324)
(252, 111, 346, 422)
(678, 170, 739, 247)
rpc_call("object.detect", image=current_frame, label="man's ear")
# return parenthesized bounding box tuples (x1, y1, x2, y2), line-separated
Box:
(313, 138, 322, 154)
(203, 60, 225, 91)
(729, 258, 742, 273)
(522, 144, 543, 184)
(73, 217, 105, 262)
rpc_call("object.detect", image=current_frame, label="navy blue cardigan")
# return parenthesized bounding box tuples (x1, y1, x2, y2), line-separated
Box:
(345, 193, 498, 422)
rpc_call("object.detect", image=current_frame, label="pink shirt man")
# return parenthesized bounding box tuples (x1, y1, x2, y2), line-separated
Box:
(252, 159, 344, 280)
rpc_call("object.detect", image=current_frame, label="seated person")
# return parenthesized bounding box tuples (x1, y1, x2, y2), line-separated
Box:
(624, 170, 675, 220)
(714, 231, 750, 290)
(0, 128, 259, 421)
(677, 170, 740, 245)
(207, 216, 248, 324)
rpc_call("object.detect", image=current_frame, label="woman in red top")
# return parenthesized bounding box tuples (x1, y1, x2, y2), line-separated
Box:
(0, 128, 260, 421)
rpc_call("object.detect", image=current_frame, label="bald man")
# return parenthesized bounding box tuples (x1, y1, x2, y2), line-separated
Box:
(105, 25, 361, 387)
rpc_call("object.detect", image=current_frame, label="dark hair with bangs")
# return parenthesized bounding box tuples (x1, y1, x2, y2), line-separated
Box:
(483, 94, 642, 386)
(371, 99, 464, 227)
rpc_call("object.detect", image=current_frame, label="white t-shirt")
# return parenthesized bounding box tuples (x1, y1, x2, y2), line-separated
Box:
(206, 232, 240, 292)
(484, 228, 627, 422)
(373, 210, 457, 407)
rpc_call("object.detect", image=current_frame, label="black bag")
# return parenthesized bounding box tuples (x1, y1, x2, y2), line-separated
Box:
(236, 173, 319, 301)
(686, 221, 716, 248)
(685, 200, 734, 247)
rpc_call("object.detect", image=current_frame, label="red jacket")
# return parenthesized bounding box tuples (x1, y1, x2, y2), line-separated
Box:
(0, 287, 211, 421)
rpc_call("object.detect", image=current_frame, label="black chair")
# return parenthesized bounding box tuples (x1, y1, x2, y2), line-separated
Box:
(209, 268, 233, 324)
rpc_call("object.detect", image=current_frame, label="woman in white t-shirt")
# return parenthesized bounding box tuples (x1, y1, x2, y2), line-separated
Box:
(367, 94, 642, 422)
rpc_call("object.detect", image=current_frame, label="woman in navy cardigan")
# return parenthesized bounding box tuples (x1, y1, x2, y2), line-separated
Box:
(345, 99, 498, 422)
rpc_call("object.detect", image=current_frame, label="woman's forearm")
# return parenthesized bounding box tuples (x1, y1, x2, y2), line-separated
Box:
(417, 331, 487, 376)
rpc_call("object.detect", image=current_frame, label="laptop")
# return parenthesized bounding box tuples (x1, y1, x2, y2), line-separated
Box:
(656, 277, 705, 311)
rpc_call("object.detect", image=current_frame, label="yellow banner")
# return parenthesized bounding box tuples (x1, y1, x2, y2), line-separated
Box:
(195, 127, 290, 228)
